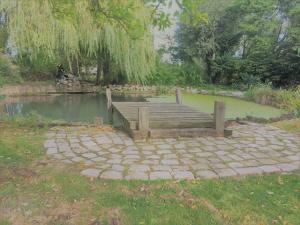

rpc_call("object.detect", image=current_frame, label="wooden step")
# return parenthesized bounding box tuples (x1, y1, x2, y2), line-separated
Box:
(149, 128, 232, 139)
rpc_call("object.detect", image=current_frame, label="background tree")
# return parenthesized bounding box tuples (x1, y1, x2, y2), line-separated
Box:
(0, 0, 155, 84)
(173, 0, 300, 88)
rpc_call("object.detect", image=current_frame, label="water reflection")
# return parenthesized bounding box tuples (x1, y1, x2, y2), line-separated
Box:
(1, 94, 146, 123)
(5, 102, 24, 116)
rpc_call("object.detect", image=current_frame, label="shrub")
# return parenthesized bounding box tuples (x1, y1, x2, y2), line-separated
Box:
(17, 54, 57, 81)
(244, 84, 300, 116)
(0, 111, 50, 129)
(148, 61, 204, 87)
(277, 87, 300, 116)
(244, 83, 277, 105)
(0, 53, 22, 86)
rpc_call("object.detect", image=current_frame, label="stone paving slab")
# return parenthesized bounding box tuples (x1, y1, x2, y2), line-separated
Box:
(44, 123, 300, 180)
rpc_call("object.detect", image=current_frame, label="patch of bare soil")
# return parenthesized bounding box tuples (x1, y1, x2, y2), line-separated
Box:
(1, 200, 93, 225)
(99, 208, 123, 225)
(0, 165, 37, 184)
(159, 188, 233, 224)
(120, 184, 151, 197)
(12, 167, 37, 178)
(51, 125, 115, 136)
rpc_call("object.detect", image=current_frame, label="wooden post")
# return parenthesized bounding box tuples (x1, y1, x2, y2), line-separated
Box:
(138, 107, 149, 132)
(106, 88, 112, 122)
(106, 88, 112, 110)
(176, 88, 182, 104)
(214, 101, 226, 136)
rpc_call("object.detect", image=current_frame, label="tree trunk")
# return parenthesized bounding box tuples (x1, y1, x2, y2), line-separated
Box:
(96, 58, 103, 86)
(205, 56, 213, 83)
(71, 58, 79, 77)
(103, 59, 110, 85)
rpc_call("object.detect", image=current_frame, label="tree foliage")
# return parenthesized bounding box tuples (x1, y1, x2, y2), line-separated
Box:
(173, 0, 300, 88)
(0, 0, 155, 83)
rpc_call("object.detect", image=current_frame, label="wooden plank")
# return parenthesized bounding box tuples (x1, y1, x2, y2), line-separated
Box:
(106, 88, 112, 122)
(115, 107, 199, 112)
(113, 102, 180, 105)
(118, 112, 209, 117)
(120, 113, 211, 117)
(113, 104, 198, 108)
(138, 107, 149, 132)
(125, 121, 214, 129)
(115, 106, 195, 109)
(118, 111, 205, 115)
(117, 111, 202, 115)
(148, 121, 214, 129)
(114, 104, 193, 108)
(148, 118, 213, 122)
(115, 106, 199, 110)
(112, 104, 133, 132)
(113, 103, 197, 110)
(214, 101, 226, 136)
(106, 88, 112, 110)
(113, 104, 199, 109)
(176, 88, 182, 104)
(115, 109, 206, 113)
(119, 111, 212, 117)
(149, 128, 219, 138)
(110, 100, 229, 139)
(124, 117, 213, 122)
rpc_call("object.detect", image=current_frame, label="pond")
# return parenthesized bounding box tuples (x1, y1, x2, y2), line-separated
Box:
(147, 93, 284, 120)
(0, 93, 283, 123)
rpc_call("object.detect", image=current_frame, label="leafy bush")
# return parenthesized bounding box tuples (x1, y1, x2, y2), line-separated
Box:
(244, 84, 300, 116)
(148, 61, 204, 87)
(277, 87, 300, 116)
(244, 83, 276, 103)
(0, 54, 22, 86)
(0, 111, 50, 129)
(17, 54, 57, 81)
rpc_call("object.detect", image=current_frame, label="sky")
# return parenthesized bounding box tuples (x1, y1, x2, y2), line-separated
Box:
(153, 1, 179, 61)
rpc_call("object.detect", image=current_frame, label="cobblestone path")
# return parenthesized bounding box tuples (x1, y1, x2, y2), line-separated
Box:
(44, 123, 300, 180)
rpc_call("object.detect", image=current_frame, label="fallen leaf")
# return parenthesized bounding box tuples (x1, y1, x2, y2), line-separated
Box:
(278, 176, 284, 185)
(191, 205, 198, 210)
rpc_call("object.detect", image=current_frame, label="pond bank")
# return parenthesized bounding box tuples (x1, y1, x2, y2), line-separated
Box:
(0, 83, 244, 96)
(0, 82, 100, 96)
(44, 122, 300, 180)
(0, 83, 292, 124)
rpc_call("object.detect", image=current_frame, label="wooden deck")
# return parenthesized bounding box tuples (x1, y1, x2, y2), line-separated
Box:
(112, 102, 231, 139)
(111, 101, 232, 140)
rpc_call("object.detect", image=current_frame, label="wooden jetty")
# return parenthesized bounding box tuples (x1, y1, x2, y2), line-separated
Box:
(106, 88, 232, 139)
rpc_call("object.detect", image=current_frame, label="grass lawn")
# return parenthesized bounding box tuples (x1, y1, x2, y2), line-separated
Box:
(273, 118, 300, 135)
(0, 122, 299, 225)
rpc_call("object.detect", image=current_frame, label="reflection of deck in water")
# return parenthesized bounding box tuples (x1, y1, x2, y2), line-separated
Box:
(3, 103, 24, 116)
(111, 101, 232, 140)
(0, 94, 147, 123)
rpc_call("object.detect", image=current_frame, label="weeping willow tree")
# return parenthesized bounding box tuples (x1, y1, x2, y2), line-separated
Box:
(0, 0, 155, 83)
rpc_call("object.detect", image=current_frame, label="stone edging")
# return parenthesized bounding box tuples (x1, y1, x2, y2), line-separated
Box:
(1, 83, 291, 124)
(0, 83, 101, 96)
(44, 123, 300, 180)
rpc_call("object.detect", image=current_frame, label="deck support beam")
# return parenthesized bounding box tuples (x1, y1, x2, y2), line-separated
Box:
(176, 88, 182, 104)
(106, 88, 112, 122)
(214, 101, 226, 136)
(138, 107, 149, 138)
(111, 102, 232, 140)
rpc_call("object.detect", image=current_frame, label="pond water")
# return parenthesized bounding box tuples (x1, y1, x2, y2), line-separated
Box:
(0, 93, 283, 123)
(147, 93, 283, 119)
(1, 94, 145, 123)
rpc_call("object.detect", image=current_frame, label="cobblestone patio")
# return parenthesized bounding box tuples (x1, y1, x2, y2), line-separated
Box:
(44, 123, 300, 180)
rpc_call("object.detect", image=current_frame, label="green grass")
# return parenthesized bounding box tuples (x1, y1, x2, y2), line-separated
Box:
(197, 84, 240, 92)
(0, 123, 299, 225)
(273, 118, 300, 135)
(0, 127, 45, 165)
